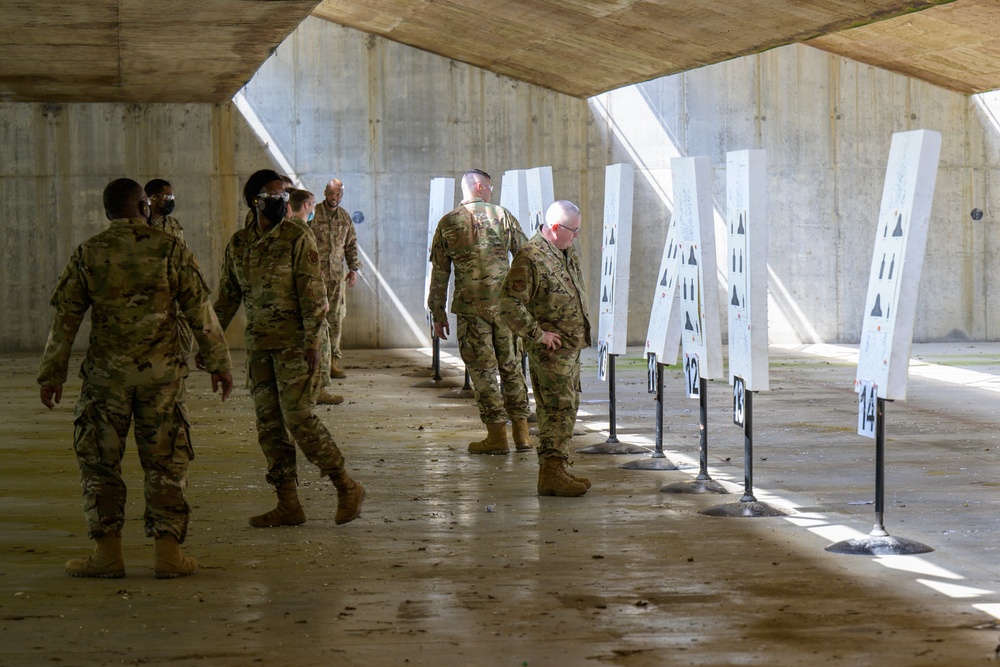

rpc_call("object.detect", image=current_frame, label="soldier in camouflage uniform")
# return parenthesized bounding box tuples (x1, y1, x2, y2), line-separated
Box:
(213, 169, 365, 528)
(144, 179, 194, 363)
(428, 169, 531, 455)
(288, 188, 344, 406)
(310, 179, 361, 379)
(500, 200, 593, 496)
(37, 178, 234, 578)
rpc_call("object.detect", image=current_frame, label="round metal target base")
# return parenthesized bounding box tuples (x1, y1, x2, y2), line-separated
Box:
(701, 500, 786, 517)
(825, 535, 934, 556)
(576, 441, 652, 455)
(404, 368, 460, 378)
(659, 478, 729, 495)
(411, 377, 464, 389)
(619, 456, 682, 471)
(438, 388, 476, 399)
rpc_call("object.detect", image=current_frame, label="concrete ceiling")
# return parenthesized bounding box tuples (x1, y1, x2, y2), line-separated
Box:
(808, 0, 1000, 95)
(2, 0, 998, 104)
(311, 0, 961, 98)
(0, 0, 321, 103)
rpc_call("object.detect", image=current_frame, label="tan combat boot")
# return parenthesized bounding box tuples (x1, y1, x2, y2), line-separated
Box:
(537, 458, 588, 497)
(249, 480, 307, 527)
(65, 533, 126, 578)
(317, 388, 345, 405)
(154, 535, 198, 579)
(330, 359, 347, 379)
(511, 419, 534, 452)
(565, 461, 592, 489)
(330, 471, 366, 525)
(468, 422, 510, 455)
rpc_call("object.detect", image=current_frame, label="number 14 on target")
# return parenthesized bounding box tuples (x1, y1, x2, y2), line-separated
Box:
(857, 380, 877, 438)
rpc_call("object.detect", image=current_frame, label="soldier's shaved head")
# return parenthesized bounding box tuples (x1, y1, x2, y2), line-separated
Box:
(324, 179, 345, 207)
(103, 178, 146, 219)
(461, 169, 492, 203)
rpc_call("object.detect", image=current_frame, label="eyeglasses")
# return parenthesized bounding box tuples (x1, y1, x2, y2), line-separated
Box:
(258, 191, 289, 202)
(560, 225, 580, 238)
(478, 181, 493, 192)
(150, 194, 175, 201)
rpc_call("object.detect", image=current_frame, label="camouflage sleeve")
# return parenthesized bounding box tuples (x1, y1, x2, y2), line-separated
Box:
(37, 247, 90, 386)
(499, 251, 543, 343)
(344, 215, 361, 272)
(506, 211, 528, 254)
(426, 224, 451, 324)
(293, 232, 327, 350)
(173, 243, 232, 374)
(213, 239, 243, 332)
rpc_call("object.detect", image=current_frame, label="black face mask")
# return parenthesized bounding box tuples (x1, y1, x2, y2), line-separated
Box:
(259, 198, 286, 225)
(159, 200, 175, 217)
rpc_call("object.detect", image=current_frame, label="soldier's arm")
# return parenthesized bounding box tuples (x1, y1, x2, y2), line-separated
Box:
(506, 211, 528, 254)
(427, 225, 452, 325)
(213, 240, 243, 332)
(499, 252, 544, 343)
(292, 232, 327, 350)
(173, 243, 232, 375)
(37, 247, 90, 390)
(343, 211, 361, 272)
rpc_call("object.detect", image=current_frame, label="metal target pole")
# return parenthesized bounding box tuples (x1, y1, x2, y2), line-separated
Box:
(653, 362, 665, 458)
(696, 376, 709, 481)
(606, 354, 620, 445)
(741, 390, 755, 503)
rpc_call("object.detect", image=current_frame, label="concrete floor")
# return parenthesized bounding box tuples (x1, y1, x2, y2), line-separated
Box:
(3, 344, 1000, 666)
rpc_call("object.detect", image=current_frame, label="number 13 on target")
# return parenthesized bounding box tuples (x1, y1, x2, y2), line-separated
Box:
(733, 376, 745, 427)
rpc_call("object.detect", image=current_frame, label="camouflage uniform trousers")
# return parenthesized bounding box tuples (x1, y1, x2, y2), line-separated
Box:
(71, 379, 193, 541)
(247, 347, 346, 487)
(319, 320, 333, 389)
(457, 314, 529, 425)
(324, 274, 347, 359)
(525, 343, 582, 460)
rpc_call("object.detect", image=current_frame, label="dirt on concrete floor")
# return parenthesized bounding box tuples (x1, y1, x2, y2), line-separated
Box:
(1, 347, 998, 666)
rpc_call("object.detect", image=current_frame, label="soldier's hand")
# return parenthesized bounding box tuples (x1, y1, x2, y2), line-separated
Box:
(40, 384, 62, 410)
(305, 348, 320, 374)
(212, 371, 234, 401)
(346, 270, 358, 288)
(194, 353, 206, 371)
(434, 321, 449, 340)
(540, 330, 562, 350)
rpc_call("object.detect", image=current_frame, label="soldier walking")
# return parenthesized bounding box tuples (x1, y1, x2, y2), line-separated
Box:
(37, 178, 234, 578)
(213, 169, 365, 528)
(500, 200, 592, 496)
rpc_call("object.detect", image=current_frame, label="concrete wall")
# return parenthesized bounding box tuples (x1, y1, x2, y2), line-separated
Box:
(0, 102, 274, 351)
(4, 20, 999, 353)
(597, 44, 1000, 344)
(241, 17, 606, 350)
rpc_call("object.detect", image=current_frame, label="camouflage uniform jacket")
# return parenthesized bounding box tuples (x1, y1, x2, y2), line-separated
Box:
(428, 198, 527, 323)
(37, 217, 231, 387)
(499, 232, 592, 350)
(214, 217, 328, 351)
(311, 201, 361, 282)
(149, 215, 184, 241)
